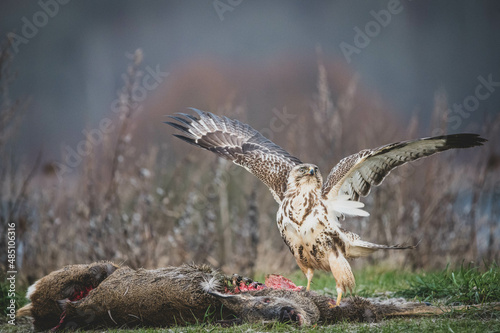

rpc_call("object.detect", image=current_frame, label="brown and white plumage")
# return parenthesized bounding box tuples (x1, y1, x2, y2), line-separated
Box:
(321, 135, 486, 202)
(167, 109, 302, 203)
(166, 109, 486, 305)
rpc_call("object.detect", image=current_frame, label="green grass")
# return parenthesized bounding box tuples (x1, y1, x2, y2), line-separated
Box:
(254, 264, 415, 298)
(3, 317, 498, 333)
(2, 263, 499, 332)
(0, 274, 27, 317)
(395, 262, 500, 305)
(279, 262, 500, 305)
(255, 264, 417, 299)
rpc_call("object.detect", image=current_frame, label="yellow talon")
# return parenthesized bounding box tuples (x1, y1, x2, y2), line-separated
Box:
(329, 290, 342, 308)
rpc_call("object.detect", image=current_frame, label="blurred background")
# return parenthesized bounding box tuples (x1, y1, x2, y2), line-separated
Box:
(1, 1, 499, 284)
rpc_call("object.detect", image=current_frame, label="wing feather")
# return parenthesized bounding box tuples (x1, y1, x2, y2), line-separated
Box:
(322, 134, 486, 201)
(166, 109, 302, 203)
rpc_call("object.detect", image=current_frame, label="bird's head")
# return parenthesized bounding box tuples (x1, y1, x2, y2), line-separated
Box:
(289, 164, 323, 190)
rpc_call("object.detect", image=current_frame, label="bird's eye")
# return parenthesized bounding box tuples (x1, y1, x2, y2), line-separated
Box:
(300, 168, 306, 174)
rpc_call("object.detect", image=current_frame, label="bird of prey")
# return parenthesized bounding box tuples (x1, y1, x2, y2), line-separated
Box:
(166, 108, 486, 306)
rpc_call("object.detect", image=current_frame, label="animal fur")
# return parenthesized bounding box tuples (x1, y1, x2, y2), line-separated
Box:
(17, 262, 493, 330)
(17, 261, 118, 331)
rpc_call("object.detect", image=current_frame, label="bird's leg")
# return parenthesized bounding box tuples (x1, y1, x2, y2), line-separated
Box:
(327, 253, 353, 308)
(335, 287, 343, 307)
(305, 268, 314, 291)
(328, 287, 344, 308)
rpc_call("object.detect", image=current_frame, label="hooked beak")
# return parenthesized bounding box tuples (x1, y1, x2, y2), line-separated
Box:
(308, 167, 315, 175)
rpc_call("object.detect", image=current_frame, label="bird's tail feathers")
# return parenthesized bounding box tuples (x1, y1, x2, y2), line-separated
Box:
(327, 195, 370, 219)
(348, 240, 416, 258)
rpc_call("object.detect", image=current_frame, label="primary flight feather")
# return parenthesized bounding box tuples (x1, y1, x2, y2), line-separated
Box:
(166, 108, 486, 306)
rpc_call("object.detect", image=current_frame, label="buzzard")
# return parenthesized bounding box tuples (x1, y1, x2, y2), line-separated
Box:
(166, 109, 486, 306)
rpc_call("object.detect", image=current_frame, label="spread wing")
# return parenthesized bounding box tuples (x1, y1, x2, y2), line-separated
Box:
(322, 134, 487, 201)
(166, 108, 302, 203)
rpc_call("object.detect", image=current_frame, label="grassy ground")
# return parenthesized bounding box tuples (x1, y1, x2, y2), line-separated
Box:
(1, 263, 499, 332)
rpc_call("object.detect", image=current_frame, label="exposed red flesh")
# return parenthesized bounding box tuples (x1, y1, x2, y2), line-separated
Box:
(52, 285, 94, 331)
(69, 285, 94, 301)
(227, 274, 304, 294)
(265, 274, 303, 291)
(234, 281, 267, 293)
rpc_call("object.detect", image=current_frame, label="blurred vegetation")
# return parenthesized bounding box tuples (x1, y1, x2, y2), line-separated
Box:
(0, 40, 499, 289)
(0, 274, 27, 318)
